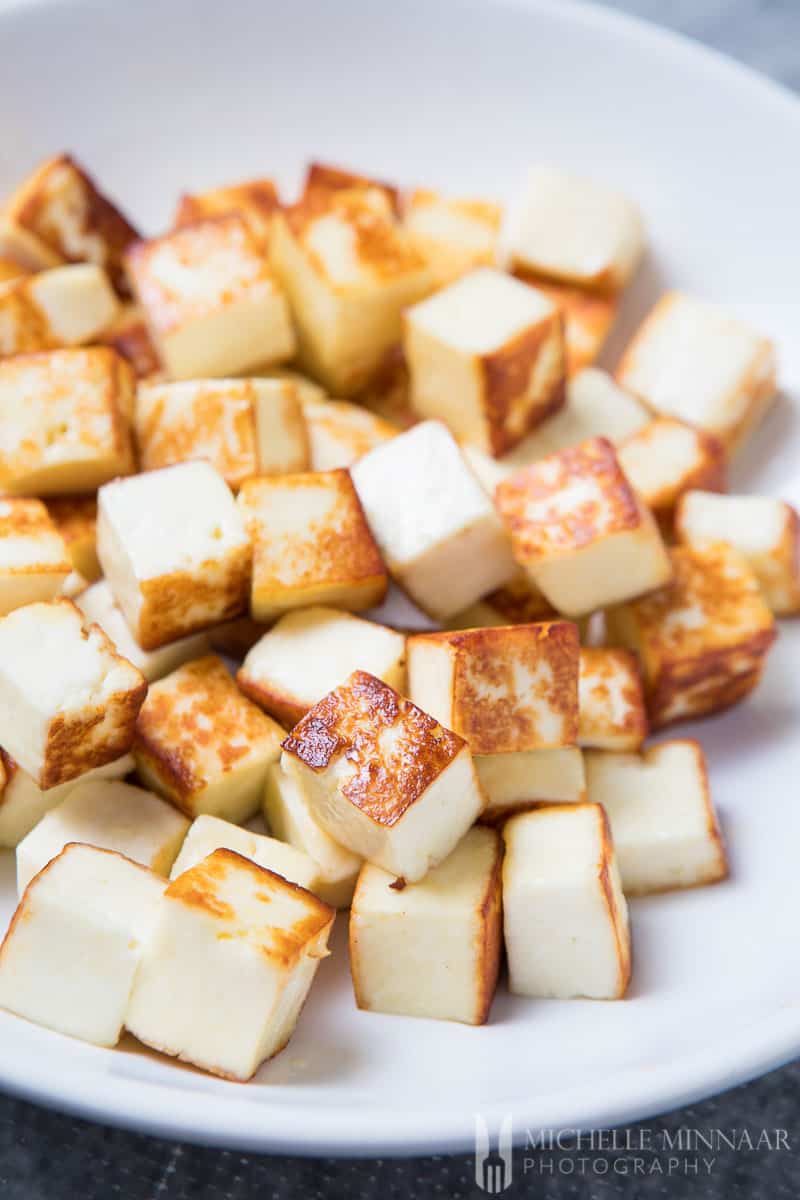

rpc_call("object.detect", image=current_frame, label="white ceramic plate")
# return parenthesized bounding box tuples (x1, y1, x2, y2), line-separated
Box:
(1, 0, 799, 1158)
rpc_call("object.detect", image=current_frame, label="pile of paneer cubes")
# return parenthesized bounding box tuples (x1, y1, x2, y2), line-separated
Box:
(0, 151, 791, 1082)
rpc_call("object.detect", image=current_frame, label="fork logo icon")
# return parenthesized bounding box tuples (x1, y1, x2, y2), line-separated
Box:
(474, 1114, 513, 1193)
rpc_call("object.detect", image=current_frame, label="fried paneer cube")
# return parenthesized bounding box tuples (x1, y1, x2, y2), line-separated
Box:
(475, 747, 586, 822)
(502, 803, 630, 999)
(302, 161, 401, 214)
(97, 461, 251, 649)
(0, 348, 135, 495)
(0, 751, 133, 849)
(404, 268, 566, 456)
(401, 188, 502, 284)
(237, 469, 387, 621)
(495, 436, 672, 616)
(76, 581, 208, 683)
(350, 826, 502, 1024)
(169, 813, 321, 895)
(134, 377, 309, 487)
(0, 843, 164, 1047)
(302, 397, 397, 470)
(237, 606, 406, 727)
(0, 598, 146, 788)
(585, 739, 728, 895)
(407, 622, 579, 754)
(516, 276, 620, 375)
(675, 490, 800, 616)
(508, 166, 644, 291)
(281, 670, 485, 882)
(125, 216, 295, 380)
(271, 187, 434, 396)
(616, 292, 777, 453)
(618, 417, 727, 529)
(173, 178, 280, 248)
(578, 648, 648, 750)
(0, 498, 72, 615)
(4, 154, 139, 292)
(16, 778, 190, 894)
(606, 543, 777, 728)
(45, 497, 100, 582)
(125, 849, 335, 1080)
(133, 655, 284, 822)
(351, 420, 517, 620)
(0, 265, 119, 357)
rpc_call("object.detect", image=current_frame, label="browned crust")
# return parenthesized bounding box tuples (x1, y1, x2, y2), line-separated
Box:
(513, 273, 618, 375)
(235, 669, 308, 729)
(594, 804, 631, 999)
(579, 647, 649, 749)
(282, 670, 466, 826)
(647, 641, 774, 730)
(40, 675, 147, 790)
(481, 311, 566, 457)
(303, 162, 401, 215)
(472, 829, 504, 1025)
(136, 541, 252, 651)
(98, 312, 162, 379)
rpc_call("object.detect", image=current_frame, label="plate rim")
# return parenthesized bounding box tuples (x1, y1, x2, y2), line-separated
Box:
(0, 0, 799, 1156)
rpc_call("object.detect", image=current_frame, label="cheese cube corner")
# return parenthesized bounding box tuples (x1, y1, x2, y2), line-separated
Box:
(401, 188, 502, 285)
(173, 177, 280, 249)
(407, 621, 579, 754)
(404, 267, 566, 456)
(281, 670, 484, 881)
(0, 598, 146, 789)
(237, 469, 388, 621)
(351, 420, 517, 620)
(97, 460, 251, 649)
(125, 216, 295, 379)
(0, 264, 119, 357)
(495, 436, 672, 616)
(585, 739, 727, 894)
(237, 606, 406, 727)
(515, 276, 620, 375)
(675, 490, 800, 616)
(0, 843, 163, 1046)
(350, 825, 502, 1024)
(168, 813, 320, 896)
(503, 802, 630, 999)
(618, 417, 727, 528)
(0, 498, 72, 615)
(302, 396, 397, 470)
(578, 647, 648, 750)
(616, 292, 777, 452)
(133, 655, 285, 821)
(126, 848, 335, 1079)
(606, 542, 777, 728)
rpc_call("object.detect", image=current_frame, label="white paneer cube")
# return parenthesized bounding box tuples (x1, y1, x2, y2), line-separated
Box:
(616, 292, 777, 453)
(237, 606, 406, 727)
(404, 268, 566, 456)
(586, 741, 727, 894)
(302, 397, 397, 470)
(407, 622, 579, 754)
(76, 581, 208, 683)
(270, 187, 434, 396)
(134, 377, 309, 488)
(351, 420, 517, 620)
(508, 166, 644, 291)
(578, 648, 648, 751)
(0, 843, 164, 1046)
(282, 670, 485, 882)
(237, 469, 388, 621)
(169, 814, 320, 895)
(4, 154, 139, 293)
(503, 803, 630, 999)
(475, 747, 586, 822)
(0, 348, 135, 495)
(0, 752, 134, 848)
(495, 436, 672, 616)
(514, 276, 619, 375)
(401, 189, 502, 285)
(350, 826, 502, 1024)
(133, 655, 284, 822)
(0, 265, 119, 357)
(16, 779, 190, 894)
(0, 599, 146, 789)
(0, 498, 72, 615)
(45, 497, 100, 582)
(125, 216, 295, 380)
(97, 461, 251, 649)
(675, 490, 800, 616)
(125, 848, 335, 1080)
(173, 178, 280, 249)
(618, 418, 727, 529)
(606, 543, 777, 728)
(263, 762, 362, 909)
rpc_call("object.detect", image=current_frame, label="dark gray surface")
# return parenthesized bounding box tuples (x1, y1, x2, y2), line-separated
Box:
(1, 1, 798, 1196)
